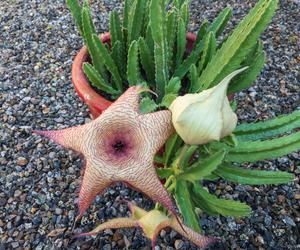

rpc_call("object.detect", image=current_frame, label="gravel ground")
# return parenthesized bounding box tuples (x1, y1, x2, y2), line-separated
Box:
(0, 0, 299, 249)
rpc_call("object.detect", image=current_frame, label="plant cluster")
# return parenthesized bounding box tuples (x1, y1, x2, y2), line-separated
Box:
(67, 0, 268, 109)
(55, 0, 300, 245)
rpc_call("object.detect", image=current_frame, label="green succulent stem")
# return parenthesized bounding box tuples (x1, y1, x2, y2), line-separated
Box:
(177, 144, 190, 168)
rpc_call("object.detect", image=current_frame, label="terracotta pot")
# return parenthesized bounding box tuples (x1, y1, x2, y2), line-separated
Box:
(71, 32, 197, 119)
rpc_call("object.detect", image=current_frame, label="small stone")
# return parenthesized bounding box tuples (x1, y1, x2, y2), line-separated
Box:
(14, 215, 23, 227)
(225, 185, 233, 192)
(0, 158, 7, 165)
(170, 230, 177, 238)
(264, 215, 272, 226)
(102, 244, 111, 250)
(11, 242, 19, 248)
(113, 231, 123, 242)
(174, 239, 184, 249)
(23, 97, 31, 102)
(42, 107, 50, 114)
(117, 239, 125, 248)
(283, 216, 296, 227)
(7, 221, 12, 230)
(48, 152, 56, 158)
(124, 235, 131, 249)
(0, 198, 7, 206)
(17, 157, 28, 166)
(31, 207, 37, 214)
(55, 208, 62, 215)
(14, 190, 22, 198)
(277, 195, 286, 203)
(255, 235, 265, 245)
(160, 229, 166, 238)
(294, 193, 300, 200)
(24, 223, 32, 230)
(32, 215, 42, 225)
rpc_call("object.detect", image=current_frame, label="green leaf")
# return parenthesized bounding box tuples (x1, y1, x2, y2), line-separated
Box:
(93, 34, 123, 91)
(222, 134, 238, 147)
(180, 2, 190, 27)
(194, 20, 208, 49)
(145, 24, 154, 53)
(82, 5, 107, 80)
(111, 41, 126, 81)
(197, 32, 217, 75)
(215, 164, 295, 185)
(208, 7, 232, 37)
(188, 64, 198, 92)
(154, 155, 164, 165)
(179, 150, 225, 181)
(192, 182, 251, 217)
(166, 10, 176, 73)
(234, 109, 300, 141)
(83, 63, 120, 95)
(175, 180, 201, 232)
(204, 173, 220, 181)
(139, 97, 158, 114)
(174, 39, 205, 79)
(160, 94, 177, 108)
(156, 168, 174, 179)
(109, 11, 126, 79)
(123, 0, 133, 30)
(138, 38, 155, 84)
(163, 134, 181, 166)
(160, 77, 181, 107)
(66, 0, 83, 36)
(150, 0, 169, 100)
(173, 0, 187, 9)
(228, 42, 265, 94)
(127, 41, 140, 86)
(109, 10, 124, 48)
(176, 18, 187, 68)
(165, 77, 181, 95)
(198, 0, 278, 91)
(128, 0, 147, 44)
(180, 145, 198, 168)
(224, 130, 300, 163)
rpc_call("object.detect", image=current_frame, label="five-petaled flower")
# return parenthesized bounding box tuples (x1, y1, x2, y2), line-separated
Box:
(34, 87, 176, 219)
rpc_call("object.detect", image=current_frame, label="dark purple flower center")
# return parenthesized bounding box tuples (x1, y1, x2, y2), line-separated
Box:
(112, 140, 126, 153)
(100, 128, 137, 161)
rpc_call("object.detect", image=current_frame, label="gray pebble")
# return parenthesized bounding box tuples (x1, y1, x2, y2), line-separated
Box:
(55, 208, 63, 215)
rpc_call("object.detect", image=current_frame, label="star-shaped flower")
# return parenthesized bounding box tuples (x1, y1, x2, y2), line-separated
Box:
(35, 87, 176, 218)
(79, 202, 217, 249)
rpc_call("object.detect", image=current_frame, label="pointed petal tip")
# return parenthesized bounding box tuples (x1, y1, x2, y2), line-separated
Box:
(127, 201, 135, 213)
(32, 129, 60, 142)
(76, 232, 96, 238)
(200, 236, 221, 249)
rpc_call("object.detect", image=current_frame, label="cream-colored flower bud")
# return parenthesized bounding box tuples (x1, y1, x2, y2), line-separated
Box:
(169, 68, 247, 145)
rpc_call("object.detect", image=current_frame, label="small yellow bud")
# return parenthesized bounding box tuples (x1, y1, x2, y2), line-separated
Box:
(170, 68, 247, 145)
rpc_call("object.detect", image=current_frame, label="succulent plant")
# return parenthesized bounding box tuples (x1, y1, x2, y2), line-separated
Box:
(34, 0, 300, 247)
(66, 0, 273, 107)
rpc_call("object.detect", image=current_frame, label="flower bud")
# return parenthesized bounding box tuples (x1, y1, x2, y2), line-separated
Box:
(169, 68, 247, 145)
